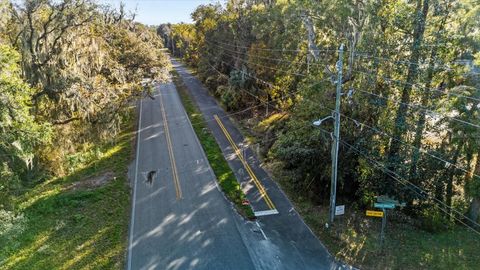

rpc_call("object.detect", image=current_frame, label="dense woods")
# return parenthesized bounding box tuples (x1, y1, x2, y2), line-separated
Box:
(159, 0, 480, 232)
(0, 0, 479, 268)
(1, 0, 168, 222)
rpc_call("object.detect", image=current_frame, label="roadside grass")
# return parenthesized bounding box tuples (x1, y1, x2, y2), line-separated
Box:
(171, 70, 255, 220)
(0, 109, 135, 270)
(266, 162, 480, 270)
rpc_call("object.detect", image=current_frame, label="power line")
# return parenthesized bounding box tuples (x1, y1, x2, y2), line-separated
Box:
(210, 58, 480, 234)
(213, 39, 469, 77)
(164, 60, 322, 134)
(247, 75, 480, 185)
(193, 41, 480, 233)
(211, 39, 339, 53)
(281, 111, 480, 233)
(306, 100, 473, 178)
(206, 55, 332, 105)
(339, 113, 479, 180)
(207, 40, 309, 65)
(206, 61, 271, 105)
(355, 88, 480, 129)
(210, 46, 335, 84)
(211, 40, 480, 104)
(353, 51, 455, 72)
(227, 54, 308, 78)
(208, 40, 337, 77)
(291, 94, 480, 189)
(211, 44, 480, 131)
(352, 68, 480, 103)
(337, 138, 480, 235)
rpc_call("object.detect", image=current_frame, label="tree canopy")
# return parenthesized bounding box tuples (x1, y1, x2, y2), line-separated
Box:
(160, 0, 480, 229)
(1, 0, 169, 209)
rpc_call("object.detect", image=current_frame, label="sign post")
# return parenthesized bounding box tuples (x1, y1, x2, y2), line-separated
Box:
(380, 208, 387, 250)
(366, 196, 405, 251)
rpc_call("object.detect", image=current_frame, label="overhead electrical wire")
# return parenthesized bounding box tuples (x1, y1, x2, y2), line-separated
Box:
(211, 40, 480, 104)
(212, 53, 480, 219)
(210, 42, 480, 131)
(338, 138, 480, 235)
(211, 39, 339, 53)
(202, 48, 480, 234)
(352, 68, 480, 103)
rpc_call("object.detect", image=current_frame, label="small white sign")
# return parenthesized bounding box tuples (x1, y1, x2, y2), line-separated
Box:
(335, 205, 345, 216)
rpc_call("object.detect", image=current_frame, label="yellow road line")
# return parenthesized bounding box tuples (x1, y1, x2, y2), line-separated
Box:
(159, 91, 182, 199)
(214, 115, 275, 210)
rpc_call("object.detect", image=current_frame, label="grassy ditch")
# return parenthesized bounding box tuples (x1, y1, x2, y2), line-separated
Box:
(171, 70, 255, 220)
(0, 110, 135, 269)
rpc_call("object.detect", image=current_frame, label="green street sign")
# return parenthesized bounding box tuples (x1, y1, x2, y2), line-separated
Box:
(376, 196, 398, 204)
(374, 202, 395, 209)
(376, 195, 406, 208)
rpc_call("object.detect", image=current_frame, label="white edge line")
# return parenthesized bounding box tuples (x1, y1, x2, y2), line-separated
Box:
(127, 97, 142, 270)
(255, 221, 268, 240)
(253, 209, 279, 217)
(173, 60, 352, 269)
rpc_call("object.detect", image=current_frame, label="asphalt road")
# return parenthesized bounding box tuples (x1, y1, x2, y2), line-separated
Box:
(171, 60, 346, 270)
(126, 61, 347, 269)
(127, 82, 258, 270)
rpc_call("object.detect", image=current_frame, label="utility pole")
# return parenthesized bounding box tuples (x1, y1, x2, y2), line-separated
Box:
(329, 43, 344, 225)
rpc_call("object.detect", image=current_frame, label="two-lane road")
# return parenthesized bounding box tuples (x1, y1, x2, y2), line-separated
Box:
(127, 72, 346, 269)
(172, 59, 346, 270)
(127, 82, 256, 269)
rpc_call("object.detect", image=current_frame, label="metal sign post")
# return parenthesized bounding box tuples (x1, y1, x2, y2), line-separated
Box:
(380, 208, 387, 251)
(370, 196, 404, 251)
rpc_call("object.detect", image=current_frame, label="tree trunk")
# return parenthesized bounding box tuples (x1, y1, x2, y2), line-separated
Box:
(409, 8, 450, 185)
(467, 197, 480, 224)
(434, 137, 450, 202)
(383, 0, 429, 195)
(445, 143, 462, 216)
(467, 154, 480, 225)
(301, 11, 319, 62)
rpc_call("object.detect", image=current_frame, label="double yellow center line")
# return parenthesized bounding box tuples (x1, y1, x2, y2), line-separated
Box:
(214, 115, 276, 210)
(159, 91, 182, 199)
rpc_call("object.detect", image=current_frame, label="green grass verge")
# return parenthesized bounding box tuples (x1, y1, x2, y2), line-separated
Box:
(171, 70, 255, 220)
(0, 110, 135, 269)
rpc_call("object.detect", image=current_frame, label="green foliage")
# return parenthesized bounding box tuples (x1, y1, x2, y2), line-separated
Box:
(475, 52, 480, 66)
(164, 0, 480, 266)
(420, 207, 454, 233)
(0, 114, 134, 269)
(218, 85, 240, 110)
(158, 23, 197, 65)
(0, 0, 170, 176)
(6, 0, 169, 142)
(0, 2, 169, 267)
(466, 176, 480, 198)
(0, 44, 51, 210)
(169, 0, 480, 214)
